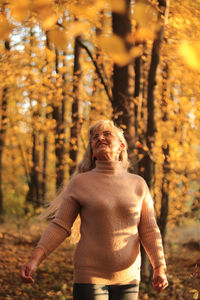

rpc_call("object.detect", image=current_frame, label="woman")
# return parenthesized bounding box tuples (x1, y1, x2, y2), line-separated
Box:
(21, 120, 168, 300)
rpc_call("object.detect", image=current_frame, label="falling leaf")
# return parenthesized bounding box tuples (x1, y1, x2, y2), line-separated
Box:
(129, 45, 143, 59)
(108, 0, 126, 14)
(32, 0, 55, 26)
(133, 1, 159, 30)
(49, 28, 68, 51)
(128, 28, 156, 43)
(179, 41, 200, 70)
(66, 21, 90, 39)
(41, 14, 59, 31)
(9, 0, 30, 22)
(97, 34, 130, 66)
(0, 15, 13, 40)
(69, 1, 105, 23)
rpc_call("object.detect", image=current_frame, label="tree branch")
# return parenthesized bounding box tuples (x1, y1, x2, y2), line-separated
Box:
(77, 40, 112, 102)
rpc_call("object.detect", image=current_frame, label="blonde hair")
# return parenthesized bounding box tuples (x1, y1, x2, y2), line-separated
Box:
(75, 119, 129, 173)
(39, 120, 129, 241)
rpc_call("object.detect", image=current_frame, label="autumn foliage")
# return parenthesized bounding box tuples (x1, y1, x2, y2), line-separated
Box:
(0, 0, 200, 298)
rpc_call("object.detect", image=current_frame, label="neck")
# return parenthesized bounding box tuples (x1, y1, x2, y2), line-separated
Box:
(93, 160, 124, 174)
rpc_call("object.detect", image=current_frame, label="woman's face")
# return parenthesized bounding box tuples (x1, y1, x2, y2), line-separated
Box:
(91, 128, 124, 161)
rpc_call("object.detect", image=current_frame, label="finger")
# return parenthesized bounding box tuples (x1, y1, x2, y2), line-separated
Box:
(162, 280, 168, 290)
(20, 266, 26, 278)
(153, 280, 168, 292)
(25, 265, 35, 277)
(25, 266, 30, 276)
(20, 265, 33, 281)
(22, 276, 35, 284)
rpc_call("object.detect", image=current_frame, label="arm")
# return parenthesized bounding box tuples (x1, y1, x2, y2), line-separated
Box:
(138, 181, 168, 292)
(20, 221, 70, 283)
(21, 178, 80, 283)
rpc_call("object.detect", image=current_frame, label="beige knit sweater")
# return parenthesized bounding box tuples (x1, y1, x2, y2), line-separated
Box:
(37, 160, 166, 285)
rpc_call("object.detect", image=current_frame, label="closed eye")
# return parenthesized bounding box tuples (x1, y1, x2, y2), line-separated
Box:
(92, 134, 99, 140)
(103, 131, 112, 136)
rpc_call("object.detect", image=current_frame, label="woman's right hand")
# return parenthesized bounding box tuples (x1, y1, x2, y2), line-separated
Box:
(20, 247, 46, 283)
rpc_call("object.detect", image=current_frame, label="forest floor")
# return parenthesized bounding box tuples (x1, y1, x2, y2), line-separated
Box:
(0, 217, 200, 300)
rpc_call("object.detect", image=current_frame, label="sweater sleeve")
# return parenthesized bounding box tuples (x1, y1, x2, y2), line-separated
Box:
(37, 177, 80, 257)
(138, 181, 166, 270)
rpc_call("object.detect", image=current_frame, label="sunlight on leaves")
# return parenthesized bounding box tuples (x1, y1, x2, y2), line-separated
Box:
(179, 41, 200, 70)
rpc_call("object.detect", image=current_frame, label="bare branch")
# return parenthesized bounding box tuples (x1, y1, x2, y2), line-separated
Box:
(77, 39, 112, 103)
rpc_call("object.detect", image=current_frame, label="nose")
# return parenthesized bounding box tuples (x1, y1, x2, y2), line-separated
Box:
(98, 134, 104, 140)
(98, 134, 105, 141)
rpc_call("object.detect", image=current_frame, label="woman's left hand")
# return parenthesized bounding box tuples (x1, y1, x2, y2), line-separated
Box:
(152, 266, 168, 292)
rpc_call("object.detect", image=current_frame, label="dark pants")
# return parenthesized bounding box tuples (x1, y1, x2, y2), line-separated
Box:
(73, 283, 139, 300)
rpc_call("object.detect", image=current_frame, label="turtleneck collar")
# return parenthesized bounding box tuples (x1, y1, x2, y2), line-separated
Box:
(93, 160, 125, 174)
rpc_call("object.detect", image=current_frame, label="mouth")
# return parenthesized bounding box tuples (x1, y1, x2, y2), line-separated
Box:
(97, 143, 108, 148)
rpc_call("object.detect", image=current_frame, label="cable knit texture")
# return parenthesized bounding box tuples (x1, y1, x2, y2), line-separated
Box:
(37, 160, 166, 285)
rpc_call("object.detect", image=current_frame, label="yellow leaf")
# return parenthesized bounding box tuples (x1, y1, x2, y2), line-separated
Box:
(190, 289, 199, 293)
(193, 292, 199, 300)
(41, 14, 59, 30)
(128, 28, 156, 43)
(133, 1, 159, 30)
(97, 34, 130, 66)
(66, 21, 90, 39)
(120, 124, 127, 129)
(49, 28, 68, 51)
(9, 0, 30, 22)
(0, 15, 13, 40)
(129, 45, 143, 59)
(33, 0, 54, 21)
(108, 0, 126, 14)
(45, 47, 55, 60)
(179, 41, 200, 70)
(59, 66, 67, 73)
(69, 1, 105, 23)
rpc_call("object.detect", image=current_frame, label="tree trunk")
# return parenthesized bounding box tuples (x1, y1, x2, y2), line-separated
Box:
(41, 34, 51, 203)
(69, 35, 82, 176)
(0, 40, 10, 215)
(26, 126, 41, 207)
(90, 12, 105, 123)
(25, 29, 41, 208)
(139, 0, 169, 281)
(112, 0, 136, 167)
(0, 87, 8, 214)
(141, 0, 168, 188)
(134, 55, 141, 137)
(157, 62, 170, 242)
(41, 134, 48, 203)
(53, 48, 66, 190)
